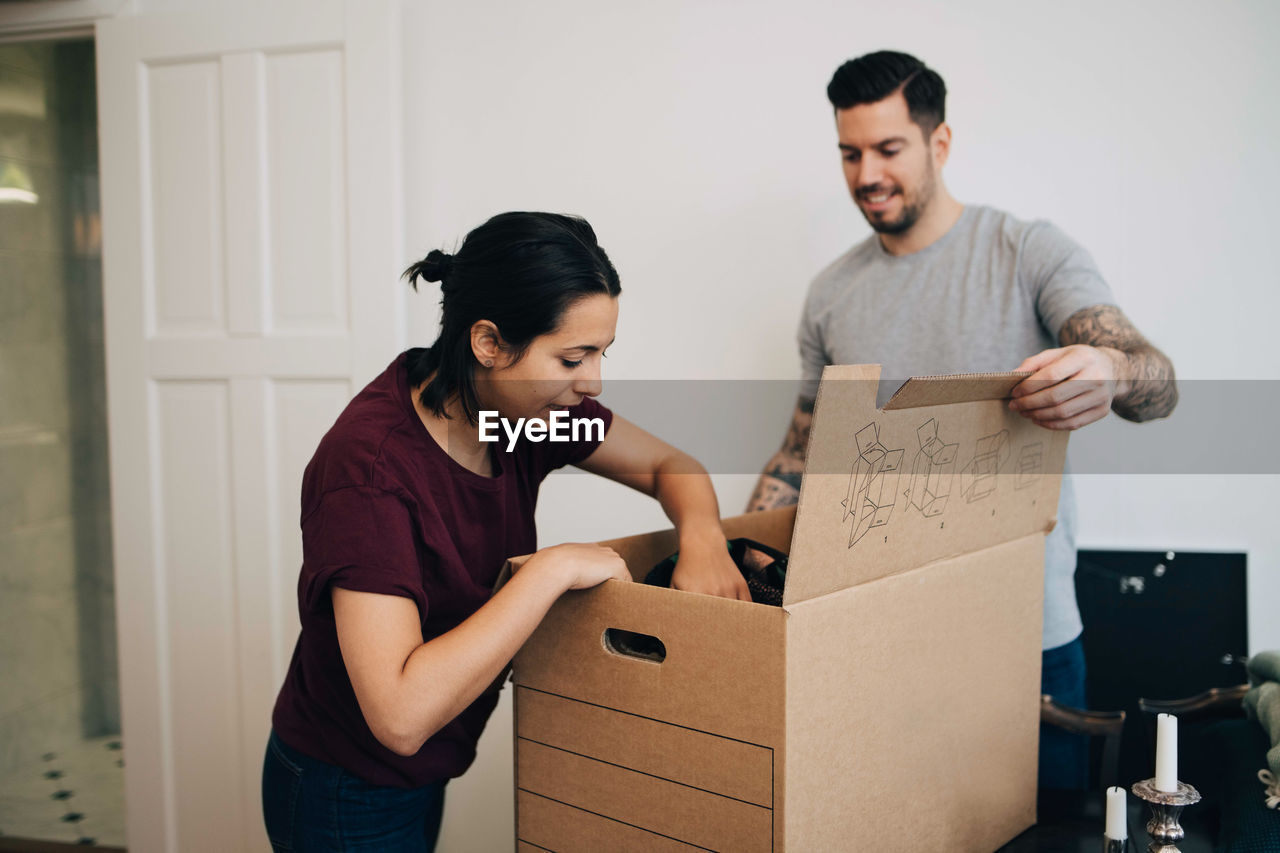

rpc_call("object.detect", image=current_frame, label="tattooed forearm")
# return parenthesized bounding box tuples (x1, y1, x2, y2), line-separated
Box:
(782, 396, 815, 457)
(745, 466, 801, 512)
(745, 397, 814, 512)
(1059, 304, 1178, 422)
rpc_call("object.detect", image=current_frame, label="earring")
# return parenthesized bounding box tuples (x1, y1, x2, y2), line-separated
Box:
(484, 360, 493, 367)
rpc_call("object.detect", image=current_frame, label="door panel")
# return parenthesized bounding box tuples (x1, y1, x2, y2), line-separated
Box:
(96, 3, 402, 849)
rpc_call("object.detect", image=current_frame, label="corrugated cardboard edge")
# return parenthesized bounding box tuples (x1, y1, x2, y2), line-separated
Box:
(883, 371, 1032, 410)
(493, 555, 525, 595)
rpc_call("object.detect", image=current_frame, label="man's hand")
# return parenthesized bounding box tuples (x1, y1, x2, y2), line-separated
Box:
(671, 532, 751, 601)
(1052, 304, 1178, 422)
(1010, 344, 1127, 430)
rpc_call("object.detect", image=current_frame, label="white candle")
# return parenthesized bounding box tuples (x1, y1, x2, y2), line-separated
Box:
(1155, 712, 1178, 792)
(1105, 786, 1127, 840)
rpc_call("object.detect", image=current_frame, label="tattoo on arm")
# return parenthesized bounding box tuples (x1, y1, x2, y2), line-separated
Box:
(745, 466, 800, 511)
(746, 397, 815, 512)
(1059, 304, 1178, 422)
(782, 396, 815, 457)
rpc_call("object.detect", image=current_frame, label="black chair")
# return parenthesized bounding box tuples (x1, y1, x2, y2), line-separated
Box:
(1139, 683, 1250, 718)
(996, 697, 1132, 851)
(1041, 693, 1127, 792)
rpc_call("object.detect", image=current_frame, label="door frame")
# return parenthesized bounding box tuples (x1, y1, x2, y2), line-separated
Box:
(0, 0, 129, 42)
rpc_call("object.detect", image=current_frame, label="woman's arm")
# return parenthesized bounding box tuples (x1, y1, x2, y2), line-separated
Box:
(576, 414, 750, 601)
(335, 542, 628, 756)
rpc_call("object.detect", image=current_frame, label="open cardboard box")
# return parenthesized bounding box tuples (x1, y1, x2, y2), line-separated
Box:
(504, 364, 1068, 852)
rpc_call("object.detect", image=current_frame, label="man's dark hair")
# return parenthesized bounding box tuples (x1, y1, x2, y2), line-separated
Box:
(827, 51, 947, 137)
(403, 211, 621, 424)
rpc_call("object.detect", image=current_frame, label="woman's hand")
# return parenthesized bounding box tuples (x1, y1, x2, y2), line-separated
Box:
(524, 542, 631, 591)
(336, 542, 628, 757)
(671, 533, 752, 601)
(576, 414, 750, 601)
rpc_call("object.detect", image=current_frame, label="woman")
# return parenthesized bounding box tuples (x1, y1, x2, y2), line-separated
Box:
(262, 211, 749, 851)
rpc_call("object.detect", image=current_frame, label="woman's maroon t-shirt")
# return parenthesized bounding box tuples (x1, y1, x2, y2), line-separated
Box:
(271, 350, 612, 787)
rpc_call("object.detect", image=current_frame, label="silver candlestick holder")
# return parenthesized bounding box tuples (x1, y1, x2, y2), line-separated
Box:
(1103, 837, 1125, 853)
(1130, 778, 1201, 853)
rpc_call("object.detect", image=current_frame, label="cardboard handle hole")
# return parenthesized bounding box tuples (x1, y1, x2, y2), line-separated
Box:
(602, 628, 666, 663)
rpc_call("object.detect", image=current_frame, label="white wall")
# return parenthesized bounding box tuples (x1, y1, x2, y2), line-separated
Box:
(401, 1, 1280, 849)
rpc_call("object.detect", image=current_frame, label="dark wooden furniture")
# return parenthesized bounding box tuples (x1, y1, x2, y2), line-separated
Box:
(1139, 683, 1250, 718)
(1040, 694, 1127, 792)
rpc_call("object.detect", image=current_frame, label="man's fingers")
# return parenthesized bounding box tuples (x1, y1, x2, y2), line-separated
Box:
(1021, 396, 1110, 428)
(1023, 401, 1111, 431)
(1031, 349, 1091, 383)
(1011, 375, 1105, 413)
(1015, 386, 1109, 422)
(1012, 348, 1095, 399)
(1014, 348, 1064, 376)
(1012, 348, 1084, 393)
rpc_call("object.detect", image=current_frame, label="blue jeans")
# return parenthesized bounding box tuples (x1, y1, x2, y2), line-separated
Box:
(1039, 635, 1090, 790)
(262, 730, 446, 852)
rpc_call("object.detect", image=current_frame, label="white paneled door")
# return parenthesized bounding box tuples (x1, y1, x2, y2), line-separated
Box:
(95, 3, 403, 850)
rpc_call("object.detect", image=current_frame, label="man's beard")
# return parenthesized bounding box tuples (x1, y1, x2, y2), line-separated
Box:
(859, 163, 937, 236)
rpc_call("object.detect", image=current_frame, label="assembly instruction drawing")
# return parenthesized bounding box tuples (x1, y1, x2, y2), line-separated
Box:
(841, 422, 904, 547)
(904, 418, 957, 518)
(959, 429, 1011, 502)
(1014, 442, 1043, 490)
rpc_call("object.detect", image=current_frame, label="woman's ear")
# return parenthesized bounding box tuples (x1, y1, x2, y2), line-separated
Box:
(469, 320, 505, 368)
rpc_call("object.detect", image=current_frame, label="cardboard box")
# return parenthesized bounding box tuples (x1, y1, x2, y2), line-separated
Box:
(507, 365, 1068, 852)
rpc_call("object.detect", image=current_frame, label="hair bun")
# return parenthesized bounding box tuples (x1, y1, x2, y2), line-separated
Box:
(425, 249, 454, 282)
(402, 249, 455, 291)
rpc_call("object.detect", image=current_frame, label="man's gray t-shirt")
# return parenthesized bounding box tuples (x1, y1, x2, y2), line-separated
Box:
(798, 205, 1116, 650)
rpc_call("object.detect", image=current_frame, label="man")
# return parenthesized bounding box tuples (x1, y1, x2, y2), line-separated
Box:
(747, 50, 1177, 789)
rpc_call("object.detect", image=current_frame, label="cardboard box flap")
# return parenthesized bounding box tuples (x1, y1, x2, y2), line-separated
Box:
(883, 371, 1030, 410)
(783, 364, 1067, 606)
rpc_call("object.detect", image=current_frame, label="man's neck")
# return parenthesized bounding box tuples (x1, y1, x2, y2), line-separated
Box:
(878, 191, 965, 256)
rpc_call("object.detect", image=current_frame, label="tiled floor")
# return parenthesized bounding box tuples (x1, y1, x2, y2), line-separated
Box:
(0, 735, 125, 847)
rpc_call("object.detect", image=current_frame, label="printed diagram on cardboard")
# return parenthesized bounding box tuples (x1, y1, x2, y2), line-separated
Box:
(904, 418, 958, 518)
(959, 429, 1011, 502)
(841, 422, 904, 547)
(1014, 442, 1043, 490)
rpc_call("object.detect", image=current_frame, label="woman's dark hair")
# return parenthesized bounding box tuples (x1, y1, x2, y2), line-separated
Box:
(402, 211, 621, 424)
(827, 50, 947, 138)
